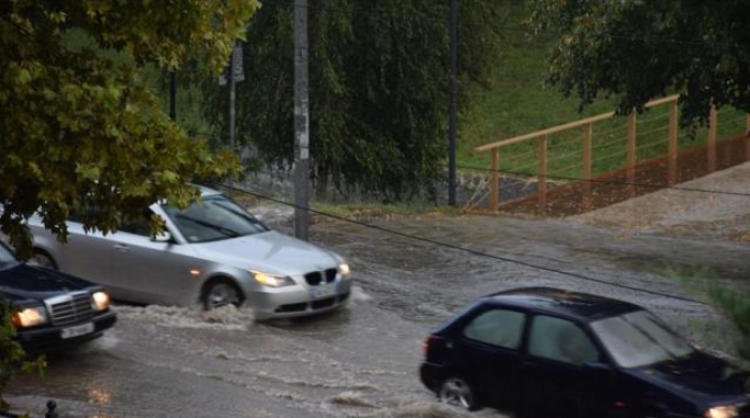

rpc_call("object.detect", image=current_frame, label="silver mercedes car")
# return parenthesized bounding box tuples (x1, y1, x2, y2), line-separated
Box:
(26, 186, 352, 319)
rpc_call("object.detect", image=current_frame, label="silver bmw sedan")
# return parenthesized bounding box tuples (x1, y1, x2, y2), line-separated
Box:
(27, 186, 352, 319)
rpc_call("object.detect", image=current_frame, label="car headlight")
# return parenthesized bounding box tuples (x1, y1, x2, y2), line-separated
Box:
(338, 263, 350, 278)
(92, 291, 110, 311)
(705, 405, 739, 418)
(11, 306, 49, 328)
(252, 271, 295, 287)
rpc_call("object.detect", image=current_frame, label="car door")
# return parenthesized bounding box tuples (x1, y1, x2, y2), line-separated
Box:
(523, 314, 622, 418)
(452, 307, 527, 411)
(58, 218, 116, 286)
(107, 213, 202, 305)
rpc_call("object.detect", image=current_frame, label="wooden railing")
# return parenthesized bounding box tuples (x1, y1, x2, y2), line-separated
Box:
(471, 95, 750, 213)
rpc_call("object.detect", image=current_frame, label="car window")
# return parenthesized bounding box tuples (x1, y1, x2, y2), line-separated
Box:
(528, 315, 600, 365)
(118, 209, 154, 237)
(463, 309, 525, 349)
(0, 242, 17, 265)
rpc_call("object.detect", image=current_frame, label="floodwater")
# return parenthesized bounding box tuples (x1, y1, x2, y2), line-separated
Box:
(6, 214, 749, 418)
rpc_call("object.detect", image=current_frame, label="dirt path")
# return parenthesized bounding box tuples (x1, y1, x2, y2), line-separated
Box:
(570, 161, 750, 242)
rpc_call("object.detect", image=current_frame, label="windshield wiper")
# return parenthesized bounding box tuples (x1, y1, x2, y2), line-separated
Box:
(174, 214, 240, 238)
(212, 203, 267, 229)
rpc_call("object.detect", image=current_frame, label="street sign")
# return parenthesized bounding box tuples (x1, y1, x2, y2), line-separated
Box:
(219, 42, 244, 85)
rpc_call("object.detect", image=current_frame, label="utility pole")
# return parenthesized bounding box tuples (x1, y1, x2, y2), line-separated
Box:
(220, 42, 244, 151)
(294, 0, 311, 240)
(448, 0, 459, 206)
(229, 40, 237, 152)
(169, 71, 177, 120)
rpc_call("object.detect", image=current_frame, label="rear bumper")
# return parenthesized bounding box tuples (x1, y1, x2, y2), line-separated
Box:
(17, 310, 117, 353)
(420, 361, 446, 392)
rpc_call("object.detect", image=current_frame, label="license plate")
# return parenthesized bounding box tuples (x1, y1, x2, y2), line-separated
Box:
(61, 322, 94, 339)
(311, 283, 336, 300)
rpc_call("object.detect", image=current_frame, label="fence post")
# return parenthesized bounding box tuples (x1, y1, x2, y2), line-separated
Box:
(668, 99, 678, 185)
(627, 111, 637, 196)
(538, 134, 548, 215)
(582, 123, 593, 210)
(490, 148, 499, 212)
(708, 104, 717, 173)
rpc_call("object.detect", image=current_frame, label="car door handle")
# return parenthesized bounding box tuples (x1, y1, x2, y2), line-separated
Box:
(113, 244, 129, 252)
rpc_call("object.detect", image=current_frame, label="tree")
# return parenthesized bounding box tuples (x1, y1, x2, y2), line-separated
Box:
(530, 0, 750, 128)
(0, 0, 259, 406)
(203, 0, 504, 201)
(531, 0, 750, 373)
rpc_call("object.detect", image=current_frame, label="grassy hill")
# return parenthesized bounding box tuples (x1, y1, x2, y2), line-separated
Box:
(458, 2, 746, 181)
(457, 3, 614, 171)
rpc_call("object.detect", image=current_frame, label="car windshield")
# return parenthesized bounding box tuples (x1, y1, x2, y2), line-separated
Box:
(0, 243, 18, 266)
(590, 310, 694, 368)
(162, 193, 269, 243)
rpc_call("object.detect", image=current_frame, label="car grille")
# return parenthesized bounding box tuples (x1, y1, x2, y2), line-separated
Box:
(46, 292, 95, 326)
(304, 268, 337, 286)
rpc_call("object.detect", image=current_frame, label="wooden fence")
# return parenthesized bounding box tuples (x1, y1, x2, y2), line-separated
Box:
(469, 95, 750, 214)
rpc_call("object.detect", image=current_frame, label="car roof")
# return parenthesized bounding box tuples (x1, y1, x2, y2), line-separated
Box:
(482, 287, 642, 322)
(190, 184, 222, 197)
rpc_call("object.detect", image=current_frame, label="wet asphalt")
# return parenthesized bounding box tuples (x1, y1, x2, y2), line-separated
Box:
(6, 214, 749, 418)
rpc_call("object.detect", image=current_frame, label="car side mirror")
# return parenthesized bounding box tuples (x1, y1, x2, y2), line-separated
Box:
(152, 230, 172, 244)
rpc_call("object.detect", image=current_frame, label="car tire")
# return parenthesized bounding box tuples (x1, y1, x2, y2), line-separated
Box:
(31, 249, 57, 270)
(202, 278, 244, 310)
(438, 376, 479, 411)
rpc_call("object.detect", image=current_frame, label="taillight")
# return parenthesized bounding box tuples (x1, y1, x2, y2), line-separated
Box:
(423, 335, 443, 356)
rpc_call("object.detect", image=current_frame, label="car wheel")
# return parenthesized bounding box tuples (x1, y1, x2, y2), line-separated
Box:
(30, 250, 57, 270)
(202, 279, 244, 310)
(438, 376, 479, 411)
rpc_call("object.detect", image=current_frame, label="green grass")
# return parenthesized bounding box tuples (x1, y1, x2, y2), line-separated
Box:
(458, 4, 747, 182)
(458, 19, 615, 172)
(311, 201, 462, 220)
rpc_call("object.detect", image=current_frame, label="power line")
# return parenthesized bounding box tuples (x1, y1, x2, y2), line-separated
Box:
(452, 164, 750, 198)
(221, 183, 706, 306)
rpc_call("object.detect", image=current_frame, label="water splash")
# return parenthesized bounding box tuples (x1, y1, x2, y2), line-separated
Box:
(328, 391, 377, 408)
(389, 401, 474, 418)
(351, 286, 374, 303)
(114, 304, 254, 331)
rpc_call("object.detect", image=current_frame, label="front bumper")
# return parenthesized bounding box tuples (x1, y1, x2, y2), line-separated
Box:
(17, 310, 117, 353)
(246, 278, 353, 320)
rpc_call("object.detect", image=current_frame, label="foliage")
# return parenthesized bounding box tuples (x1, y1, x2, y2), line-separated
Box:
(0, 0, 259, 405)
(0, 0, 259, 257)
(706, 283, 750, 371)
(0, 298, 45, 410)
(664, 265, 750, 374)
(530, 0, 750, 129)
(203, 0, 503, 201)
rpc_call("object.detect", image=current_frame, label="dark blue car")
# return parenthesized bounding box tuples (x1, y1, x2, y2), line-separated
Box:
(0, 243, 116, 353)
(420, 287, 749, 418)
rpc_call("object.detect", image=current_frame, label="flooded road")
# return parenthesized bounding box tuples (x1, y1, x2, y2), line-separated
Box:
(7, 214, 749, 418)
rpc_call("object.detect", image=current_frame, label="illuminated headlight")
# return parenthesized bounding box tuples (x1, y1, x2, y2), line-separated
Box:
(705, 405, 739, 418)
(338, 263, 351, 278)
(92, 291, 110, 311)
(11, 306, 49, 328)
(252, 271, 295, 287)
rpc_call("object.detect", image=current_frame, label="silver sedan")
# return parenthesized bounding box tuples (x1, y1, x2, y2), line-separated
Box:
(27, 186, 352, 319)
